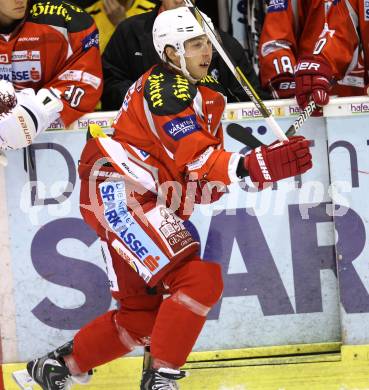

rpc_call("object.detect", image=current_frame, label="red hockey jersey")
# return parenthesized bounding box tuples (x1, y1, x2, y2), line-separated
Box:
(311, 0, 368, 89)
(259, 0, 364, 96)
(0, 0, 103, 126)
(113, 64, 239, 189)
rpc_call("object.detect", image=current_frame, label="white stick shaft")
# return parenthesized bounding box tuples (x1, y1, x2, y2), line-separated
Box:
(183, 0, 288, 142)
(265, 116, 289, 141)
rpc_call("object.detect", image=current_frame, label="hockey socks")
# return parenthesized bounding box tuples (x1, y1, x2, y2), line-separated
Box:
(151, 261, 223, 367)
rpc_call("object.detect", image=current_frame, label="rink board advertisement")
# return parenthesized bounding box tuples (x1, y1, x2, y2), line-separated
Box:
(326, 115, 369, 345)
(0, 97, 368, 362)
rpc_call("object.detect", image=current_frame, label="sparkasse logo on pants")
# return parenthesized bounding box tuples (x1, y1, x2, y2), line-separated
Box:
(365, 1, 369, 20)
(267, 0, 288, 12)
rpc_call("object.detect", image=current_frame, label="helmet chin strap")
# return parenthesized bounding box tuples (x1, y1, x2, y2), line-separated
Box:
(168, 53, 199, 84)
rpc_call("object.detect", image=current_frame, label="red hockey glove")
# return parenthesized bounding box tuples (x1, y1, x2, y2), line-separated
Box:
(269, 72, 296, 99)
(295, 56, 333, 114)
(244, 136, 312, 189)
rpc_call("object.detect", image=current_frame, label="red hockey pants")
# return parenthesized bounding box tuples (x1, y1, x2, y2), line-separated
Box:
(71, 249, 223, 371)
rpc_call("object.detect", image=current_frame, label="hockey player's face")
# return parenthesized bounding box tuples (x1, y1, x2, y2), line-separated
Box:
(0, 0, 27, 26)
(184, 35, 212, 80)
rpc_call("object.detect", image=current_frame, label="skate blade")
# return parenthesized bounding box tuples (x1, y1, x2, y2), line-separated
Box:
(12, 369, 37, 390)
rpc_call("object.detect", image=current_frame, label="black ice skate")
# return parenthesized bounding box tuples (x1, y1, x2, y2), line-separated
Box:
(23, 341, 91, 390)
(140, 367, 187, 390)
(26, 354, 73, 390)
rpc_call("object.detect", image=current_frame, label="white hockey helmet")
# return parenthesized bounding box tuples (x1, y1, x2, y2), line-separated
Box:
(152, 7, 214, 80)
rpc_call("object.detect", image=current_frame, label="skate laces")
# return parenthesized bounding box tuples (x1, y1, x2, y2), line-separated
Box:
(153, 368, 187, 390)
(54, 375, 73, 390)
(46, 358, 73, 390)
(30, 356, 75, 390)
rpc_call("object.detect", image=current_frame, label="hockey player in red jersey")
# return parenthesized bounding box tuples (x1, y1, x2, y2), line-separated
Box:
(295, 0, 368, 111)
(259, 0, 364, 101)
(0, 0, 102, 151)
(26, 6, 312, 390)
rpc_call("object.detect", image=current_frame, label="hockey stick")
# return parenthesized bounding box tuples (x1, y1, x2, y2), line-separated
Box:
(184, 0, 290, 141)
(183, 0, 287, 142)
(183, 0, 316, 144)
(286, 100, 317, 136)
(143, 345, 153, 372)
(227, 100, 317, 148)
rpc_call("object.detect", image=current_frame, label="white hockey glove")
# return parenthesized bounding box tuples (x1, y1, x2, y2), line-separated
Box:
(0, 80, 63, 150)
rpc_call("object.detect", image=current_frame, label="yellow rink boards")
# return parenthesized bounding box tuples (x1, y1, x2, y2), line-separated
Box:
(3, 343, 369, 390)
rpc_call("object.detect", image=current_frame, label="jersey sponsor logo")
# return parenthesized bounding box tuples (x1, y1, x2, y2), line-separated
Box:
(130, 145, 150, 161)
(200, 74, 226, 96)
(267, 0, 288, 13)
(0, 54, 9, 64)
(113, 105, 124, 124)
(0, 63, 41, 82)
(146, 206, 196, 257)
(122, 81, 136, 111)
(163, 115, 201, 141)
(82, 29, 99, 51)
(172, 75, 191, 101)
(120, 161, 139, 180)
(111, 239, 152, 283)
(147, 73, 165, 108)
(136, 76, 143, 93)
(82, 72, 101, 90)
(187, 146, 214, 171)
(92, 170, 124, 179)
(12, 51, 40, 61)
(139, 149, 149, 159)
(10, 62, 42, 82)
(100, 182, 170, 277)
(200, 75, 219, 84)
(0, 64, 13, 81)
(17, 37, 39, 42)
(30, 1, 83, 22)
(58, 69, 83, 82)
(338, 75, 364, 88)
(365, 1, 369, 20)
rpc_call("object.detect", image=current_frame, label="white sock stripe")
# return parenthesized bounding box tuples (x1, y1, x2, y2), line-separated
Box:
(64, 355, 83, 376)
(171, 291, 211, 317)
(114, 316, 139, 351)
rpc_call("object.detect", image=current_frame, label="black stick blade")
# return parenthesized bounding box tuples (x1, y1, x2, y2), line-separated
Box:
(226, 123, 265, 149)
